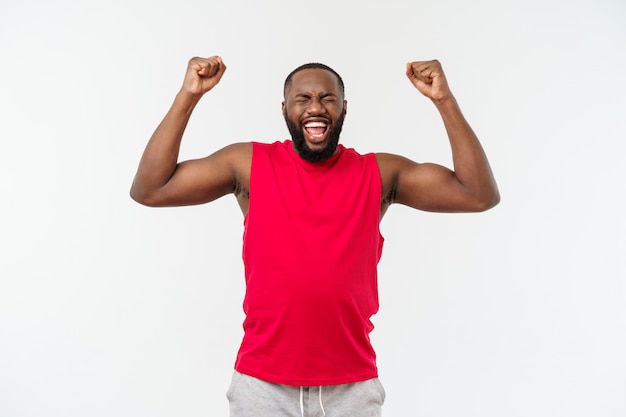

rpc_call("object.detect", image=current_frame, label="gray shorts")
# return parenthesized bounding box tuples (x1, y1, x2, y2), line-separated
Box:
(226, 371, 386, 417)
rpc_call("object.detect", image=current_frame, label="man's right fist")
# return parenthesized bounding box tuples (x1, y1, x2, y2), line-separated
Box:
(182, 56, 227, 96)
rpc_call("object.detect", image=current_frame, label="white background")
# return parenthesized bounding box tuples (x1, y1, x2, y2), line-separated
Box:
(1, 0, 625, 416)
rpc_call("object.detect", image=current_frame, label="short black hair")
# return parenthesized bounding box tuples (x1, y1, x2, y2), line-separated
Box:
(283, 63, 345, 98)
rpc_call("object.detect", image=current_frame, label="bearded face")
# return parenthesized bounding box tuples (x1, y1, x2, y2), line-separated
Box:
(284, 110, 345, 163)
(282, 68, 347, 163)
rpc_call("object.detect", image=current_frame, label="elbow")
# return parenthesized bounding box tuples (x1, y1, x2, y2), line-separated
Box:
(129, 188, 148, 206)
(129, 184, 159, 207)
(473, 189, 500, 212)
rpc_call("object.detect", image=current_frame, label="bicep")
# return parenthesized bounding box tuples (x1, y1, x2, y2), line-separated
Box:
(150, 143, 249, 207)
(379, 153, 478, 213)
(396, 162, 475, 212)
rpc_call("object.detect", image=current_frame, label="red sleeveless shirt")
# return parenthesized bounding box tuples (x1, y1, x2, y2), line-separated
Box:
(235, 140, 384, 386)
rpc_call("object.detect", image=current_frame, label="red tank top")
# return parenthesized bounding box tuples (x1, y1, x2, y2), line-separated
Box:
(235, 140, 384, 386)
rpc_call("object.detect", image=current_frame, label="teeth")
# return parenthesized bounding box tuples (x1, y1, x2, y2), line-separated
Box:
(304, 121, 327, 128)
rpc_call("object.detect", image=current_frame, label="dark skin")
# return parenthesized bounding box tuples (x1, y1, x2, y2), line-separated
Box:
(130, 56, 500, 219)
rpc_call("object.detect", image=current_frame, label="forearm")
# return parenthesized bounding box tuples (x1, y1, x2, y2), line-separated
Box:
(435, 96, 500, 208)
(130, 91, 201, 202)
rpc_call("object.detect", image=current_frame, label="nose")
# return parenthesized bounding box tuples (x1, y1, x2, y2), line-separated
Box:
(306, 97, 325, 115)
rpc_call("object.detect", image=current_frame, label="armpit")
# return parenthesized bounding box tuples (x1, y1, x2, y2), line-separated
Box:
(234, 180, 250, 199)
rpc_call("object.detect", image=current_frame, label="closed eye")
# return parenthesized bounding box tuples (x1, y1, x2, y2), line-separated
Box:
(295, 94, 311, 103)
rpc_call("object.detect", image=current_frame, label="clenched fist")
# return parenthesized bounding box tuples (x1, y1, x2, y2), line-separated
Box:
(406, 60, 451, 102)
(182, 56, 227, 96)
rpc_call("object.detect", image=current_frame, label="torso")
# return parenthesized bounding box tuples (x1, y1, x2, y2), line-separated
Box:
(231, 142, 397, 220)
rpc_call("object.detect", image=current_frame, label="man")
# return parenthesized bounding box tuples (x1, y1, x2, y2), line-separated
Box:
(130, 55, 499, 417)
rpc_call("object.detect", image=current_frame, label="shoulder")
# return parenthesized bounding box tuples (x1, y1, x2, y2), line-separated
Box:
(201, 142, 253, 181)
(221, 141, 253, 155)
(375, 152, 421, 179)
(214, 142, 252, 165)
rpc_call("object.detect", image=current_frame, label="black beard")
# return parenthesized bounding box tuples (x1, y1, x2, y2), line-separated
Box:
(284, 112, 345, 163)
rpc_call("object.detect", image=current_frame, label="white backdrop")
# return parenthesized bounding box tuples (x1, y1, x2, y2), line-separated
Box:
(1, 0, 625, 416)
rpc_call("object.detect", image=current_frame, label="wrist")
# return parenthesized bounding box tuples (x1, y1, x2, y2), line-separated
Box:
(174, 90, 203, 113)
(431, 89, 454, 102)
(432, 93, 458, 110)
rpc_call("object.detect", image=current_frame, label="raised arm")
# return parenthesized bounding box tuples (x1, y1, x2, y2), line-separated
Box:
(378, 60, 500, 214)
(130, 56, 251, 208)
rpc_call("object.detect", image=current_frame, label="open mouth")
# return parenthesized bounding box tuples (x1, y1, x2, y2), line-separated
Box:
(303, 120, 329, 143)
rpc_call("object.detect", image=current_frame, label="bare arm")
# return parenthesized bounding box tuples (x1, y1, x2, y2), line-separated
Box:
(379, 60, 500, 213)
(130, 56, 250, 207)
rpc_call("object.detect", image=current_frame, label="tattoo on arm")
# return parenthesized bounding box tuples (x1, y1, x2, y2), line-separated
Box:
(382, 183, 397, 206)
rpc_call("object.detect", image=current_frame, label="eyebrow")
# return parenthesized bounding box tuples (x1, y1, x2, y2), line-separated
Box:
(294, 92, 338, 98)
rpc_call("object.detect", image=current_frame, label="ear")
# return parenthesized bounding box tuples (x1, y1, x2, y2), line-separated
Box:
(282, 101, 286, 117)
(343, 100, 348, 116)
